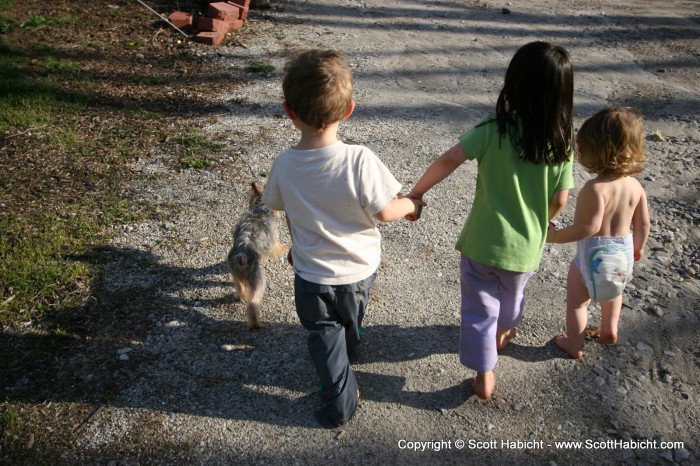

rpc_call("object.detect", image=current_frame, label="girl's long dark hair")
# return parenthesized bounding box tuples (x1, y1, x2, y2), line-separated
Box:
(495, 42, 574, 164)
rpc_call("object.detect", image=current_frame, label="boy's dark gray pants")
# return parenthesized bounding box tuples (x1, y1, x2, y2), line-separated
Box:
(294, 273, 376, 428)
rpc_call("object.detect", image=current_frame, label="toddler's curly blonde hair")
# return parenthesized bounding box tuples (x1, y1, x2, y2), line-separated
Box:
(576, 106, 647, 176)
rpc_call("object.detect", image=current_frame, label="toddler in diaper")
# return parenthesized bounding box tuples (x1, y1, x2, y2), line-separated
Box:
(547, 107, 650, 359)
(575, 234, 634, 302)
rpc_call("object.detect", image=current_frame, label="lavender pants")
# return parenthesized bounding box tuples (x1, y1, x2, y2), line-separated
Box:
(459, 255, 534, 372)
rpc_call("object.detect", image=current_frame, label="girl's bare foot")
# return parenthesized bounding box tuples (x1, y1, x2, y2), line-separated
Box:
(469, 371, 494, 400)
(496, 327, 517, 351)
(555, 334, 583, 359)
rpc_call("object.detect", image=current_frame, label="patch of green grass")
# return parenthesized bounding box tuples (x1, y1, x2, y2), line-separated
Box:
(42, 56, 76, 71)
(19, 12, 72, 28)
(143, 76, 168, 85)
(0, 405, 38, 461)
(177, 132, 221, 150)
(0, 213, 92, 325)
(0, 39, 90, 133)
(0, 191, 150, 327)
(175, 130, 223, 171)
(124, 39, 144, 50)
(0, 16, 14, 33)
(246, 60, 274, 73)
(181, 157, 212, 170)
(136, 109, 163, 120)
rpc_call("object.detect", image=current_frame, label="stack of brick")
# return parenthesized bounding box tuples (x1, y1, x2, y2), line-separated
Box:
(167, 0, 251, 46)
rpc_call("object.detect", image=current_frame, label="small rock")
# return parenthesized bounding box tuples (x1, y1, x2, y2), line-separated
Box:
(595, 376, 606, 386)
(636, 341, 652, 351)
(662, 374, 673, 384)
(164, 320, 184, 328)
(659, 451, 674, 462)
(649, 130, 666, 141)
(117, 347, 133, 355)
(335, 430, 347, 440)
(674, 447, 690, 461)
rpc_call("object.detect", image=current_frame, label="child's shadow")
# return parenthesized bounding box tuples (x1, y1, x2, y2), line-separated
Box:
(498, 339, 562, 363)
(351, 324, 476, 410)
(355, 371, 472, 411)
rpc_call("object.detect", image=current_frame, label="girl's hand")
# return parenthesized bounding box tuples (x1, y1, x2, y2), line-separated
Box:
(546, 222, 557, 243)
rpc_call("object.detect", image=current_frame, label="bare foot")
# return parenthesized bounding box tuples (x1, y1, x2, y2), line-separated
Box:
(597, 334, 617, 345)
(585, 326, 617, 345)
(469, 371, 494, 400)
(496, 327, 517, 350)
(555, 334, 583, 359)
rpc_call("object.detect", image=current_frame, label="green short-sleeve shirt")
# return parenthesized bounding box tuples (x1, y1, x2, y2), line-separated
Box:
(455, 116, 574, 272)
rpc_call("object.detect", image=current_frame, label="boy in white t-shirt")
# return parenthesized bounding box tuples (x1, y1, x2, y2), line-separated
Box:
(262, 49, 424, 428)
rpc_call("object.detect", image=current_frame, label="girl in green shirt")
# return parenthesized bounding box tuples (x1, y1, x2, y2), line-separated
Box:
(408, 41, 575, 399)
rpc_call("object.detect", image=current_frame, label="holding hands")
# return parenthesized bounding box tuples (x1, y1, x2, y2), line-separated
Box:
(402, 192, 425, 222)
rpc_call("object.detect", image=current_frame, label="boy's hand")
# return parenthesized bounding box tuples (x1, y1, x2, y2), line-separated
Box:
(404, 192, 425, 222)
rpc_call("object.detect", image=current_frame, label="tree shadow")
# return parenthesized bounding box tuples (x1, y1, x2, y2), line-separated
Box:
(0, 245, 473, 429)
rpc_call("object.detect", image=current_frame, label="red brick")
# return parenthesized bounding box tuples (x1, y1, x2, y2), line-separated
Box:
(229, 19, 245, 31)
(195, 31, 226, 45)
(198, 17, 232, 33)
(168, 11, 193, 28)
(208, 2, 242, 21)
(227, 0, 249, 19)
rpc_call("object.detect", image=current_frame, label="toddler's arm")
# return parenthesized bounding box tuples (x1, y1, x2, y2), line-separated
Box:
(373, 195, 425, 222)
(631, 189, 650, 261)
(547, 182, 604, 244)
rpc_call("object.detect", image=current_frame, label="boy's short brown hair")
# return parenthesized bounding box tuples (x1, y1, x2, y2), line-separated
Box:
(283, 49, 353, 133)
(576, 106, 647, 176)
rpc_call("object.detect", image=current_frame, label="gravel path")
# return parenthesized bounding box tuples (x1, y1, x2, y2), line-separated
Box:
(69, 0, 699, 464)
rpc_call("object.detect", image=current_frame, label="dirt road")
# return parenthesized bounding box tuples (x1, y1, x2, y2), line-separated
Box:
(67, 0, 699, 463)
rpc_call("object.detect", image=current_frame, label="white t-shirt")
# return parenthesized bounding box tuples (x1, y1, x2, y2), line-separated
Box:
(262, 141, 401, 285)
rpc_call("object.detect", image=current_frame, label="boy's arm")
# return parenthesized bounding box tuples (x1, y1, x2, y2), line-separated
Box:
(548, 189, 569, 220)
(631, 189, 650, 261)
(373, 195, 425, 222)
(547, 183, 604, 244)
